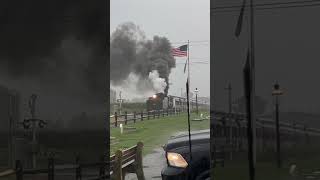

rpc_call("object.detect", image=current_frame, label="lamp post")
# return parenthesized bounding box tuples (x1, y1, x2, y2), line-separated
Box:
(194, 88, 199, 115)
(117, 91, 124, 115)
(272, 82, 283, 168)
(225, 83, 232, 114)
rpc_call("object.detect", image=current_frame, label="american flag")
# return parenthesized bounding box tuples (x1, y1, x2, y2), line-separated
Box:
(171, 44, 188, 57)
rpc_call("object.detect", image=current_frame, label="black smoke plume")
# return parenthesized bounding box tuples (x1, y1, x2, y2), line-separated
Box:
(0, 0, 107, 126)
(110, 22, 175, 95)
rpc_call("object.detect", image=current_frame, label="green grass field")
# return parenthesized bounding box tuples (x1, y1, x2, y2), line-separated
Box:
(213, 145, 320, 180)
(110, 111, 210, 155)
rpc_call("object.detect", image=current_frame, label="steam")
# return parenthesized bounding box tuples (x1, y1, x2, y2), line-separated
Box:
(110, 22, 175, 97)
(148, 70, 166, 93)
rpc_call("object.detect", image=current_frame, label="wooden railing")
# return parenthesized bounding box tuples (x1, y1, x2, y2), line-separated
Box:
(111, 109, 183, 127)
(110, 142, 144, 180)
(0, 156, 108, 180)
(211, 110, 320, 158)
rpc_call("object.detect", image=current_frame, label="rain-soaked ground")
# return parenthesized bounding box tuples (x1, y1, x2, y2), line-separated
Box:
(125, 148, 166, 180)
(125, 131, 190, 180)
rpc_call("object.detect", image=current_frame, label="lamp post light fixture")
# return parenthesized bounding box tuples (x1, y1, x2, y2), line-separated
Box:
(194, 88, 199, 115)
(272, 82, 283, 168)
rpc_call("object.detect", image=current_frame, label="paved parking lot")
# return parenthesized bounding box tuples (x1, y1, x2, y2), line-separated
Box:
(126, 148, 166, 180)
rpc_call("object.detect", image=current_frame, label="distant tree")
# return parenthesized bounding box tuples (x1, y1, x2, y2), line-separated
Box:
(232, 95, 268, 115)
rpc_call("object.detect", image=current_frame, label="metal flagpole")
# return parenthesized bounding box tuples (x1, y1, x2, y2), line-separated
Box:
(188, 40, 190, 113)
(249, 0, 257, 166)
(187, 40, 192, 161)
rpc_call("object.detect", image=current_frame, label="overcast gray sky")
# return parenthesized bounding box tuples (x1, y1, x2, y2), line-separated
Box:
(212, 0, 320, 113)
(111, 0, 210, 98)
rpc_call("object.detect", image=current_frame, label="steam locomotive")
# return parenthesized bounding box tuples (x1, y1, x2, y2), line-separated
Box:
(146, 93, 197, 111)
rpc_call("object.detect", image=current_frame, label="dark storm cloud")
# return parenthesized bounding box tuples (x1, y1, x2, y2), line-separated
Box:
(0, 0, 106, 103)
(0, 0, 107, 126)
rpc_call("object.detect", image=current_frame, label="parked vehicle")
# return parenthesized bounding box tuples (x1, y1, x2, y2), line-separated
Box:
(161, 129, 210, 180)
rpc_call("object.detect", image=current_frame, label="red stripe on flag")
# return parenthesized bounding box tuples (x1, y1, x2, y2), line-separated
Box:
(171, 48, 187, 57)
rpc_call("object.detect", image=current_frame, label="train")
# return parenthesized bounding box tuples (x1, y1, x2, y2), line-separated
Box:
(146, 92, 208, 111)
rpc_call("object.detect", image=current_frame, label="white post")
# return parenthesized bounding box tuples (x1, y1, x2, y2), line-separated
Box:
(120, 123, 123, 134)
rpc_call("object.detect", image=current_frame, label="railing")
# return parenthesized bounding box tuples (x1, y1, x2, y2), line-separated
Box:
(111, 109, 183, 127)
(110, 142, 144, 180)
(0, 155, 108, 180)
(211, 111, 320, 137)
(210, 110, 320, 159)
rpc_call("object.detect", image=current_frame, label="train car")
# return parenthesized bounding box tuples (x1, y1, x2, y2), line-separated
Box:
(146, 93, 197, 112)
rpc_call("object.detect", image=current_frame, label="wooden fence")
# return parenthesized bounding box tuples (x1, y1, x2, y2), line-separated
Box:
(110, 142, 144, 180)
(211, 110, 320, 155)
(0, 155, 108, 180)
(111, 109, 183, 127)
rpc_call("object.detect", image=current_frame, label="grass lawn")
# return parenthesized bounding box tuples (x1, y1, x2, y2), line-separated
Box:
(213, 145, 320, 180)
(110, 111, 209, 155)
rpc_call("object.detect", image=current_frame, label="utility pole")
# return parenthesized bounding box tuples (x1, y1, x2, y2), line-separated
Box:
(29, 94, 37, 168)
(8, 93, 16, 168)
(272, 82, 283, 168)
(225, 83, 232, 114)
(275, 95, 281, 168)
(224, 83, 233, 160)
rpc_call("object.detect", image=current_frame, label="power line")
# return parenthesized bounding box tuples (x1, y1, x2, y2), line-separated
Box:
(175, 58, 210, 62)
(211, 0, 320, 13)
(171, 40, 209, 44)
(212, 0, 320, 10)
(176, 61, 209, 65)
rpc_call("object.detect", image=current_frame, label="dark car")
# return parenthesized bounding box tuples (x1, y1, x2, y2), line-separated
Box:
(161, 129, 210, 180)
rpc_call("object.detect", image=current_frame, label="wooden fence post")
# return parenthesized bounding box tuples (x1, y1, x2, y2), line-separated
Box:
(162, 110, 164, 117)
(134, 112, 136, 123)
(48, 157, 54, 180)
(112, 150, 123, 180)
(157, 110, 160, 118)
(125, 111, 128, 125)
(76, 155, 81, 180)
(166, 109, 169, 116)
(135, 142, 145, 180)
(15, 160, 23, 180)
(141, 111, 143, 121)
(147, 111, 150, 120)
(115, 112, 118, 127)
(153, 111, 155, 119)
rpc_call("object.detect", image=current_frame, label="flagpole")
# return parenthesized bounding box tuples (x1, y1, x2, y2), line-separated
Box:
(188, 40, 190, 112)
(187, 40, 192, 161)
(250, 0, 256, 167)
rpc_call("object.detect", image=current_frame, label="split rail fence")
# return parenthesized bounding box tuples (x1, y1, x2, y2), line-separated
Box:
(0, 155, 108, 180)
(111, 109, 183, 127)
